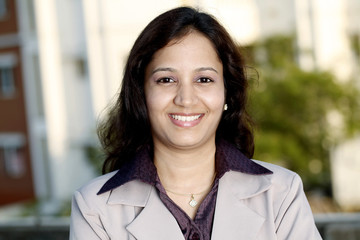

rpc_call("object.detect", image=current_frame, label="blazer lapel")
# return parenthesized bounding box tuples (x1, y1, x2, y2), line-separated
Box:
(125, 186, 184, 240)
(211, 171, 271, 240)
(106, 171, 271, 240)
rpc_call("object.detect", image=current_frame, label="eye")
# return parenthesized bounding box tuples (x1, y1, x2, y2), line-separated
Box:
(196, 77, 213, 83)
(156, 77, 175, 83)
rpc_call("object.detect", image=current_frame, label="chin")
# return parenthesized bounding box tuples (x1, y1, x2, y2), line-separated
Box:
(168, 137, 209, 149)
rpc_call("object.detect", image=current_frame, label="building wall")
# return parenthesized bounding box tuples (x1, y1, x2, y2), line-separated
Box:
(0, 0, 17, 33)
(31, 0, 96, 203)
(0, 0, 34, 205)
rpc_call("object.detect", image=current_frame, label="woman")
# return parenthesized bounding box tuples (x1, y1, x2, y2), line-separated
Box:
(70, 7, 321, 240)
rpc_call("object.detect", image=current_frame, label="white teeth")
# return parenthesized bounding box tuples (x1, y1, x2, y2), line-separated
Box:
(170, 114, 202, 122)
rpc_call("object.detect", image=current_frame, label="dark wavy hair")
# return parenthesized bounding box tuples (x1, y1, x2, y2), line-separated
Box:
(99, 6, 255, 173)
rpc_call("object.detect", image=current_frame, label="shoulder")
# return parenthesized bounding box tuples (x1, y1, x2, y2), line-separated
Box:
(250, 160, 306, 208)
(77, 171, 118, 196)
(73, 171, 153, 209)
(253, 160, 302, 186)
(255, 159, 297, 176)
(249, 161, 320, 238)
(72, 171, 118, 209)
(222, 159, 304, 202)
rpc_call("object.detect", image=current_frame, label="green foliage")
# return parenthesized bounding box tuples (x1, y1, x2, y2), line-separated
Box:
(20, 199, 72, 217)
(246, 35, 360, 192)
(84, 144, 103, 175)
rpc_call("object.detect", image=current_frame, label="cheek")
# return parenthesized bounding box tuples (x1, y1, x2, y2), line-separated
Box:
(145, 84, 158, 110)
(145, 94, 158, 116)
(145, 90, 170, 116)
(205, 89, 225, 111)
(213, 99, 225, 113)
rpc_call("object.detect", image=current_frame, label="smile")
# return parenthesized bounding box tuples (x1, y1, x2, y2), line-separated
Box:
(170, 114, 202, 122)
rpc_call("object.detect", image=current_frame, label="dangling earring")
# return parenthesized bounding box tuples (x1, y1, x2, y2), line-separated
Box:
(223, 104, 228, 111)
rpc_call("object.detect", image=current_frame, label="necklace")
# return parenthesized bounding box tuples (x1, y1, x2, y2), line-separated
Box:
(164, 172, 216, 208)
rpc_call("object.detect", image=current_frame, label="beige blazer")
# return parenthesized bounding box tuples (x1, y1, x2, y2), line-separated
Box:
(70, 161, 322, 239)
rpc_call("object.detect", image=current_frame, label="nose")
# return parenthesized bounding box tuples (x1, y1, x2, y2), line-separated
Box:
(173, 82, 198, 107)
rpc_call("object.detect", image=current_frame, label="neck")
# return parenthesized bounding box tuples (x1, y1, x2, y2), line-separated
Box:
(153, 140, 216, 193)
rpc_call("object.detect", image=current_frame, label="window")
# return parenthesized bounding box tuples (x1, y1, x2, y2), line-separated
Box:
(0, 0, 8, 20)
(0, 133, 26, 178)
(0, 67, 15, 97)
(1, 146, 25, 178)
(0, 53, 17, 98)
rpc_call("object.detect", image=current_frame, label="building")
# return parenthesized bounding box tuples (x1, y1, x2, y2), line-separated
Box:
(0, 0, 359, 213)
(0, 0, 35, 206)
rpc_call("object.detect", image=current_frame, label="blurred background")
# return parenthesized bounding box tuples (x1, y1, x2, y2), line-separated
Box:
(0, 0, 359, 239)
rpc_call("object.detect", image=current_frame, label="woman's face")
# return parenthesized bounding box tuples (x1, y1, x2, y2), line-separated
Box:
(144, 31, 225, 150)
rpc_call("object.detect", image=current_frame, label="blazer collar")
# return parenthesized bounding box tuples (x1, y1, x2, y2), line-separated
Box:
(108, 180, 183, 240)
(125, 186, 184, 240)
(211, 171, 271, 240)
(107, 179, 152, 207)
(106, 170, 271, 240)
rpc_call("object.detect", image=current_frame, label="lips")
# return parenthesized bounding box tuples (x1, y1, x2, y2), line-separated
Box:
(168, 113, 204, 127)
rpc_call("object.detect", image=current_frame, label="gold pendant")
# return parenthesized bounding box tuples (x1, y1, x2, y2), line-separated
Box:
(189, 194, 197, 207)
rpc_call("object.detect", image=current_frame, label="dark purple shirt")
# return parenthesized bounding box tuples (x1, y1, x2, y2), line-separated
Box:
(98, 140, 272, 240)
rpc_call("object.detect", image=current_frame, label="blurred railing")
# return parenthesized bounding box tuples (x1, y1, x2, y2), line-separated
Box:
(0, 217, 69, 240)
(0, 213, 359, 239)
(315, 213, 360, 239)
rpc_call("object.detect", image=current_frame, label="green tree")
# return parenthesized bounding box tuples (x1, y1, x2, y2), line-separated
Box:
(246, 36, 360, 192)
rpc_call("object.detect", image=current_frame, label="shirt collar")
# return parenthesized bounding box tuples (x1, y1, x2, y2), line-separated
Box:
(215, 139, 273, 178)
(98, 140, 272, 195)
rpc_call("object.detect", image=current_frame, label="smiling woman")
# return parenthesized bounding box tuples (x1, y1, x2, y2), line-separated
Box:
(144, 31, 225, 152)
(70, 7, 321, 240)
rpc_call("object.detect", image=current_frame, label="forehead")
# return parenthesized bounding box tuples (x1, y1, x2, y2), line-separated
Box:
(147, 31, 222, 71)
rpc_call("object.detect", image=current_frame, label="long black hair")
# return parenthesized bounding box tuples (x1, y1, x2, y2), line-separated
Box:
(98, 7, 255, 173)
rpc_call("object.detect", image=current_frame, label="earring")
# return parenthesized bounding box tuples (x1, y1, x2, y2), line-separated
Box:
(224, 104, 228, 111)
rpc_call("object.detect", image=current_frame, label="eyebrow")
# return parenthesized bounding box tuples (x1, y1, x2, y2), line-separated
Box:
(152, 67, 218, 74)
(195, 67, 218, 74)
(152, 67, 176, 74)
